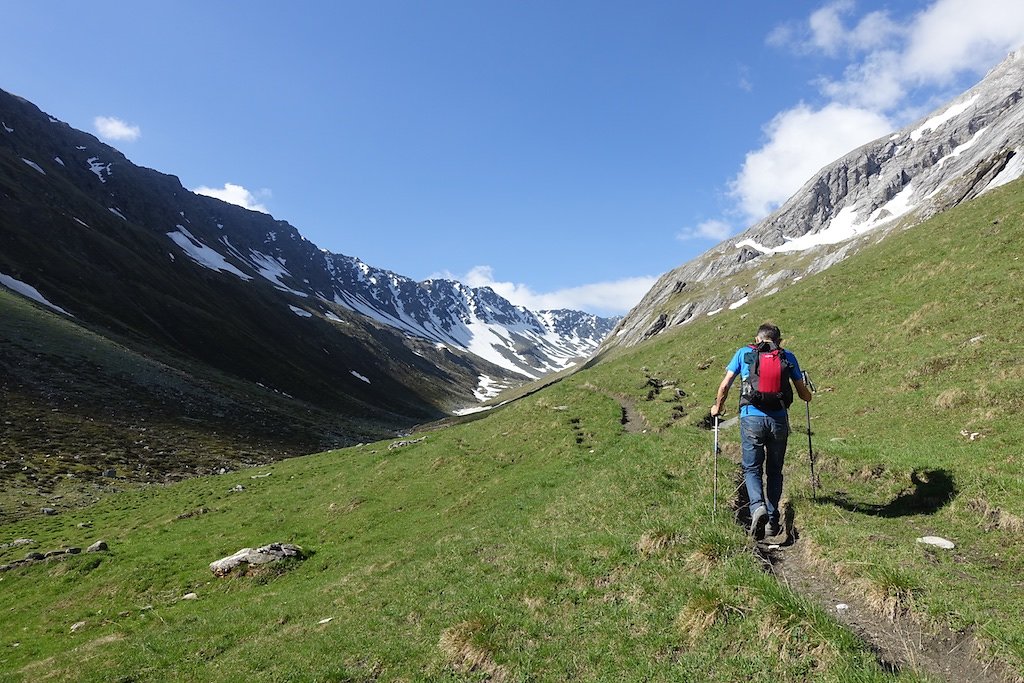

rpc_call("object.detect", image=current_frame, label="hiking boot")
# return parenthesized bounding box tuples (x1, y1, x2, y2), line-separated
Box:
(749, 505, 767, 537)
(765, 520, 782, 538)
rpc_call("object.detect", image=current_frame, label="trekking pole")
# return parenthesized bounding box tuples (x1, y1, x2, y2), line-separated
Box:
(712, 415, 719, 522)
(803, 371, 817, 500)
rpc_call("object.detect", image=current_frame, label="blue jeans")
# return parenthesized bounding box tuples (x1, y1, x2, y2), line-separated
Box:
(740, 413, 790, 523)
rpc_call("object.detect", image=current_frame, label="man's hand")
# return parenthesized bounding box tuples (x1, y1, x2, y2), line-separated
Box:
(712, 370, 736, 418)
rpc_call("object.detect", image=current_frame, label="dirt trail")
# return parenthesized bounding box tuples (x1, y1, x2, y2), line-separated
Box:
(763, 540, 1015, 682)
(733, 494, 1018, 681)
(585, 385, 651, 434)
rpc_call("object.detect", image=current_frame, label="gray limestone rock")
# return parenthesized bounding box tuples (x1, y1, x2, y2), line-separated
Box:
(209, 542, 304, 577)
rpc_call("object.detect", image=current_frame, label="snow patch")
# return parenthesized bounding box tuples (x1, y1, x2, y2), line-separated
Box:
(910, 95, 978, 141)
(350, 370, 371, 384)
(289, 305, 312, 318)
(737, 184, 916, 256)
(73, 217, 89, 228)
(108, 207, 126, 220)
(453, 405, 495, 416)
(21, 158, 45, 175)
(54, 156, 65, 166)
(166, 226, 252, 280)
(324, 310, 344, 323)
(87, 158, 112, 183)
(728, 296, 748, 310)
(935, 128, 987, 168)
(248, 249, 308, 297)
(2, 122, 13, 133)
(473, 375, 505, 401)
(982, 147, 1024, 194)
(707, 307, 723, 317)
(0, 272, 72, 316)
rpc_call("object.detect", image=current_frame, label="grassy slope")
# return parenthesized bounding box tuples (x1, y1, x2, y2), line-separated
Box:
(2, 180, 1024, 681)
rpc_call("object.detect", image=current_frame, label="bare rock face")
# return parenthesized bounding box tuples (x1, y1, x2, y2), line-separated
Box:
(607, 48, 1024, 350)
(209, 542, 304, 577)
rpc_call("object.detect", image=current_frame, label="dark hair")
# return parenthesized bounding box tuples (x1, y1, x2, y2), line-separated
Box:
(756, 323, 782, 344)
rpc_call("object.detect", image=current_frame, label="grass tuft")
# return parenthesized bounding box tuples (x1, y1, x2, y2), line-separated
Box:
(438, 619, 510, 682)
(675, 584, 748, 645)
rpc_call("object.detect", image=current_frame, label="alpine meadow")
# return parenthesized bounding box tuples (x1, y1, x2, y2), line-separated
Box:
(2, 176, 1024, 681)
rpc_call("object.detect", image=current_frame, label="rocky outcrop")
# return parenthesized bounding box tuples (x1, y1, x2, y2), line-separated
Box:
(607, 48, 1024, 350)
(209, 542, 304, 576)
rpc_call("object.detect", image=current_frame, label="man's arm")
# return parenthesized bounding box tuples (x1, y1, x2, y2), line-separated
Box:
(793, 377, 812, 403)
(710, 371, 736, 417)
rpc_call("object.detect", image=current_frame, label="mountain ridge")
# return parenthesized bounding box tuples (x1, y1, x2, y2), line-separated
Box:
(605, 47, 1024, 350)
(0, 86, 617, 414)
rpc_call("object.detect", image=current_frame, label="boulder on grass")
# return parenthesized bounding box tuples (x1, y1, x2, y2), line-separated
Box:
(209, 543, 304, 577)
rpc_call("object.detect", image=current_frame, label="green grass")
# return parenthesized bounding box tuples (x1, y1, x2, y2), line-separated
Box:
(4, 180, 1024, 680)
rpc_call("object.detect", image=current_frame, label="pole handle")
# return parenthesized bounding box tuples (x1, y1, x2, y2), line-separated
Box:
(803, 370, 817, 393)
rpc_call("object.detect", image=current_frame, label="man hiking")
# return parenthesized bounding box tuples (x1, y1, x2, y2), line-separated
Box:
(710, 323, 812, 539)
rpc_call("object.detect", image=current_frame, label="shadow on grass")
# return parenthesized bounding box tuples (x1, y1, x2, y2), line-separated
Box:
(824, 469, 957, 517)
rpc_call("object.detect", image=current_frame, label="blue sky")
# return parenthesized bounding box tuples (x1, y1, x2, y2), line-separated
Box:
(4, 1, 1024, 315)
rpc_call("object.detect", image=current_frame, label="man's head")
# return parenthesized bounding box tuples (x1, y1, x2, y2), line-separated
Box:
(755, 323, 782, 345)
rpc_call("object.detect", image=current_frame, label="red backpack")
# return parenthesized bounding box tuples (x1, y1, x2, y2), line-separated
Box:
(740, 341, 794, 412)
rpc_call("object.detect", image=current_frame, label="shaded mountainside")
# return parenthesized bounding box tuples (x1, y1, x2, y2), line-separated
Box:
(0, 88, 616, 399)
(608, 48, 1024, 350)
(0, 87, 614, 513)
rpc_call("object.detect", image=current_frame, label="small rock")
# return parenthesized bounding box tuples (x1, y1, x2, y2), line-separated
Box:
(24, 552, 44, 561)
(836, 603, 850, 612)
(44, 550, 66, 558)
(41, 507, 57, 516)
(181, 592, 198, 601)
(77, 522, 93, 529)
(70, 621, 86, 633)
(917, 536, 955, 549)
(230, 484, 245, 492)
(318, 617, 333, 624)
(102, 469, 116, 478)
(86, 540, 108, 553)
(66, 547, 81, 555)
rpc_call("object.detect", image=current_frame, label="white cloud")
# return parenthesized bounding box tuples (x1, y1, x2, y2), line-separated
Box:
(449, 265, 655, 316)
(677, 219, 733, 242)
(730, 103, 892, 221)
(777, 0, 1024, 108)
(902, 0, 1024, 83)
(94, 116, 141, 142)
(193, 183, 270, 213)
(807, 1, 900, 55)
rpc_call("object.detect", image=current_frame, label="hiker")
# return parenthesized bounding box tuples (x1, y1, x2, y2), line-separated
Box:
(710, 323, 812, 539)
